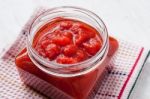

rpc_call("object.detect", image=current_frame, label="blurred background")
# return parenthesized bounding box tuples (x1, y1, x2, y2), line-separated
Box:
(0, 0, 150, 99)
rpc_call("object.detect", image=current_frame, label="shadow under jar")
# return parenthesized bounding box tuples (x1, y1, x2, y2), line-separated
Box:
(15, 6, 119, 99)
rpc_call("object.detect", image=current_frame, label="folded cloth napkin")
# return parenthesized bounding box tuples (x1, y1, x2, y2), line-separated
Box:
(0, 7, 149, 99)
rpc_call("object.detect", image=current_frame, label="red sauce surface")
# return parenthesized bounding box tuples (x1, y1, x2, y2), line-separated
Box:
(34, 18, 102, 64)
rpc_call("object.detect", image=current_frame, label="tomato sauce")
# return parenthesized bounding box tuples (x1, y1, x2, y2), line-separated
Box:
(33, 18, 102, 64)
(15, 18, 118, 99)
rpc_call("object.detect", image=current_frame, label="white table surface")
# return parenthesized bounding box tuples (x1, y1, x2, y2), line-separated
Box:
(0, 0, 150, 99)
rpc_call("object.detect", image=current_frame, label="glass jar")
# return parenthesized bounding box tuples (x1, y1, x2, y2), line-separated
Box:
(15, 6, 118, 99)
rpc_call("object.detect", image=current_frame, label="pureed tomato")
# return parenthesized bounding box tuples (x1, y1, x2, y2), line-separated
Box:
(33, 18, 103, 64)
(15, 17, 118, 99)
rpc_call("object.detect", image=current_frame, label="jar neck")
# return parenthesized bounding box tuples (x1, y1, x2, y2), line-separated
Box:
(27, 6, 109, 77)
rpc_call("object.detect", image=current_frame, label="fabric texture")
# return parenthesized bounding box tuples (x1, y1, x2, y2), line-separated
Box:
(0, 7, 149, 99)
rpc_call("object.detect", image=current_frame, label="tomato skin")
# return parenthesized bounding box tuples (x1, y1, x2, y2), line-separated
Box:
(83, 38, 101, 55)
(63, 44, 77, 56)
(45, 43, 60, 60)
(63, 31, 73, 39)
(60, 21, 72, 30)
(56, 55, 78, 64)
(52, 35, 72, 46)
(75, 49, 88, 61)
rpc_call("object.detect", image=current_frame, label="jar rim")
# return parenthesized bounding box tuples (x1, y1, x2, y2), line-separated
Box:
(27, 6, 109, 77)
